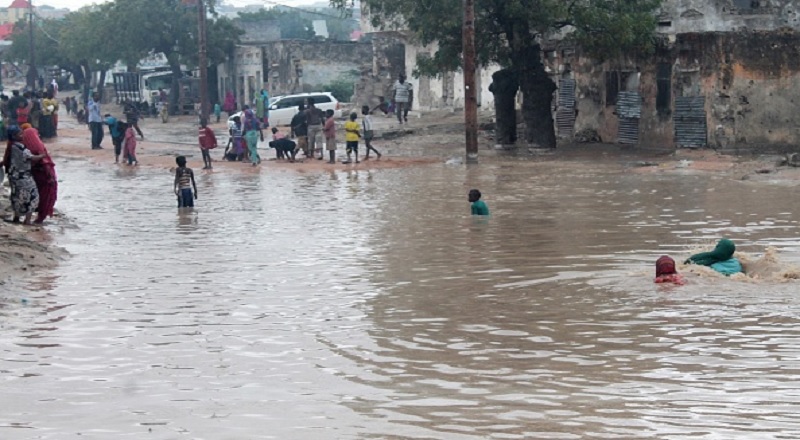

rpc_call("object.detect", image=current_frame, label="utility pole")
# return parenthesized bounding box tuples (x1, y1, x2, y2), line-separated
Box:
(197, 0, 210, 123)
(26, 0, 36, 89)
(463, 0, 478, 164)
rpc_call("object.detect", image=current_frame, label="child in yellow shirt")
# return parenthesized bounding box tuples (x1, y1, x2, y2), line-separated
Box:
(343, 112, 360, 164)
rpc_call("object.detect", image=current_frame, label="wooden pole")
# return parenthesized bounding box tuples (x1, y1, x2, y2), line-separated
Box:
(197, 0, 209, 122)
(463, 0, 478, 164)
(26, 0, 36, 89)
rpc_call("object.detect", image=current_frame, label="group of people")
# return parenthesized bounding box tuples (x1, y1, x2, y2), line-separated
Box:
(217, 99, 383, 167)
(0, 124, 58, 225)
(0, 88, 60, 141)
(654, 238, 744, 285)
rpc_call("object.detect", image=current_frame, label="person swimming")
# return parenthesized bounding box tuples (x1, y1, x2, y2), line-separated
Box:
(655, 255, 685, 285)
(685, 238, 743, 276)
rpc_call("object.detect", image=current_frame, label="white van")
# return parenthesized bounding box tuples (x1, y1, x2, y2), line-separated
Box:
(268, 92, 341, 126)
(228, 92, 341, 129)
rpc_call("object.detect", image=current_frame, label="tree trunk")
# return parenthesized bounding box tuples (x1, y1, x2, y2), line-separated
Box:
(169, 57, 183, 116)
(513, 42, 557, 148)
(68, 65, 84, 92)
(488, 68, 518, 147)
(97, 69, 108, 101)
(80, 60, 92, 106)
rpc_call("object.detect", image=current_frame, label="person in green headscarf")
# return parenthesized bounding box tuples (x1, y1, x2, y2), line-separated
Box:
(685, 238, 743, 276)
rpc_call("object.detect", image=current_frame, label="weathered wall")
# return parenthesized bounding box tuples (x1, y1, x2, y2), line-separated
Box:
(658, 0, 800, 35)
(236, 20, 281, 44)
(547, 30, 800, 150)
(403, 42, 498, 112)
(217, 40, 371, 107)
(353, 33, 406, 109)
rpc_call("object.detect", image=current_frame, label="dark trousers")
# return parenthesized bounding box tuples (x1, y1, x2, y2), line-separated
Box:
(89, 122, 104, 148)
(129, 120, 144, 138)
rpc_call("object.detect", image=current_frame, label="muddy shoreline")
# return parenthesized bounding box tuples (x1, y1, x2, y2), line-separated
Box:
(2, 107, 799, 290)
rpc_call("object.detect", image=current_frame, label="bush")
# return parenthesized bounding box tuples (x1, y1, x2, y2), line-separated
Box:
(323, 78, 355, 102)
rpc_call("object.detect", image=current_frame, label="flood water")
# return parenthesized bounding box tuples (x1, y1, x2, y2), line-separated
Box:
(4, 157, 800, 439)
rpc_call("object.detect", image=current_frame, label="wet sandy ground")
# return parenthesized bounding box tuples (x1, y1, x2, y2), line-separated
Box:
(50, 113, 440, 174)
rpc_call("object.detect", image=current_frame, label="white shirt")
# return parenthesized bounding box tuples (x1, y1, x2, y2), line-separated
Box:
(362, 114, 373, 132)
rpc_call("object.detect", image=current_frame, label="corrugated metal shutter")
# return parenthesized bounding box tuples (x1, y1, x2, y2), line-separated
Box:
(556, 79, 576, 137)
(617, 91, 641, 144)
(674, 96, 707, 148)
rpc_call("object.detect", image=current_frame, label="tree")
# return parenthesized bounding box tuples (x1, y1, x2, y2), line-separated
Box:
(59, 6, 120, 101)
(237, 8, 315, 40)
(332, 0, 660, 148)
(106, 0, 242, 113)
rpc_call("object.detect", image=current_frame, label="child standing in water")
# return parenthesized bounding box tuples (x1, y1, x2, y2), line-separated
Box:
(213, 102, 222, 123)
(198, 118, 217, 170)
(123, 122, 138, 165)
(344, 112, 360, 164)
(173, 156, 197, 208)
(469, 189, 490, 215)
(361, 105, 381, 160)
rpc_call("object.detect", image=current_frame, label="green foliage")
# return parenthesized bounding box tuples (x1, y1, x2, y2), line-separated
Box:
(7, 0, 241, 81)
(238, 8, 315, 40)
(330, 0, 662, 74)
(323, 76, 355, 102)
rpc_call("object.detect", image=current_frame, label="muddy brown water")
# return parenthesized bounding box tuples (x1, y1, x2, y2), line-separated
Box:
(3, 158, 800, 439)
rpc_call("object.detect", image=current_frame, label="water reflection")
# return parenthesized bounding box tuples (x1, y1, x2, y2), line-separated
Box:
(2, 160, 800, 438)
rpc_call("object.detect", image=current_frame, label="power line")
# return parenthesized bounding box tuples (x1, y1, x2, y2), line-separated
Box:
(33, 13, 60, 43)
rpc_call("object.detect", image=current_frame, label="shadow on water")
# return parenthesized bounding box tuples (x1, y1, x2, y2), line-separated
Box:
(2, 159, 800, 438)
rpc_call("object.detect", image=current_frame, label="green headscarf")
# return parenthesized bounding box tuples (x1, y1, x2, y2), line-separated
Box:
(685, 238, 736, 266)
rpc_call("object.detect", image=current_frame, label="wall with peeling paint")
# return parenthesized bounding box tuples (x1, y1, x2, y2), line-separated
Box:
(217, 41, 372, 109)
(547, 1, 800, 150)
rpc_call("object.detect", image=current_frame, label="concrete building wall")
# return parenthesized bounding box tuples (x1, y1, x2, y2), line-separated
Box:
(217, 40, 371, 108)
(357, 5, 500, 113)
(547, 30, 800, 150)
(236, 20, 281, 44)
(401, 42, 498, 112)
(657, 0, 800, 35)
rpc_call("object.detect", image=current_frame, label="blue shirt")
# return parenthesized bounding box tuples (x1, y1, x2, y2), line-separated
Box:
(104, 116, 121, 138)
(88, 98, 101, 123)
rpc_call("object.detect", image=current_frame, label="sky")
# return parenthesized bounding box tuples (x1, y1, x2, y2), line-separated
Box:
(54, 0, 324, 12)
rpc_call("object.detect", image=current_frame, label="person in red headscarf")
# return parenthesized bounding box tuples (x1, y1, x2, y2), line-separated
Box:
(21, 126, 57, 224)
(654, 256, 685, 285)
(223, 91, 236, 116)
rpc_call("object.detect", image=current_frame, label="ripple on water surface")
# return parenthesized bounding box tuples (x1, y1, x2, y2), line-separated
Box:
(2, 161, 800, 439)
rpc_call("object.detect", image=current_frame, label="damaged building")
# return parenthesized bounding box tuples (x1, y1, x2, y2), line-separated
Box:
(355, 9, 501, 113)
(547, 0, 800, 151)
(216, 19, 371, 108)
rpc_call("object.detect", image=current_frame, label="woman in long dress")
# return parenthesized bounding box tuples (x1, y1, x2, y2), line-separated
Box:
(39, 91, 58, 139)
(21, 126, 57, 224)
(0, 126, 44, 225)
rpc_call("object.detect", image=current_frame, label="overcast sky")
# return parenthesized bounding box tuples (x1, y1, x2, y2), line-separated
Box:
(55, 0, 324, 12)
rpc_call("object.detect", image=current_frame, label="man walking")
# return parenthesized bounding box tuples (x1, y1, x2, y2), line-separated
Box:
(88, 92, 104, 149)
(392, 73, 413, 125)
(291, 103, 309, 158)
(305, 97, 325, 160)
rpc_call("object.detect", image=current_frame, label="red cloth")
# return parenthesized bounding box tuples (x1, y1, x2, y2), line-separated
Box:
(22, 128, 57, 223)
(17, 106, 29, 125)
(655, 274, 685, 285)
(198, 126, 217, 149)
(223, 92, 236, 113)
(655, 255, 676, 277)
